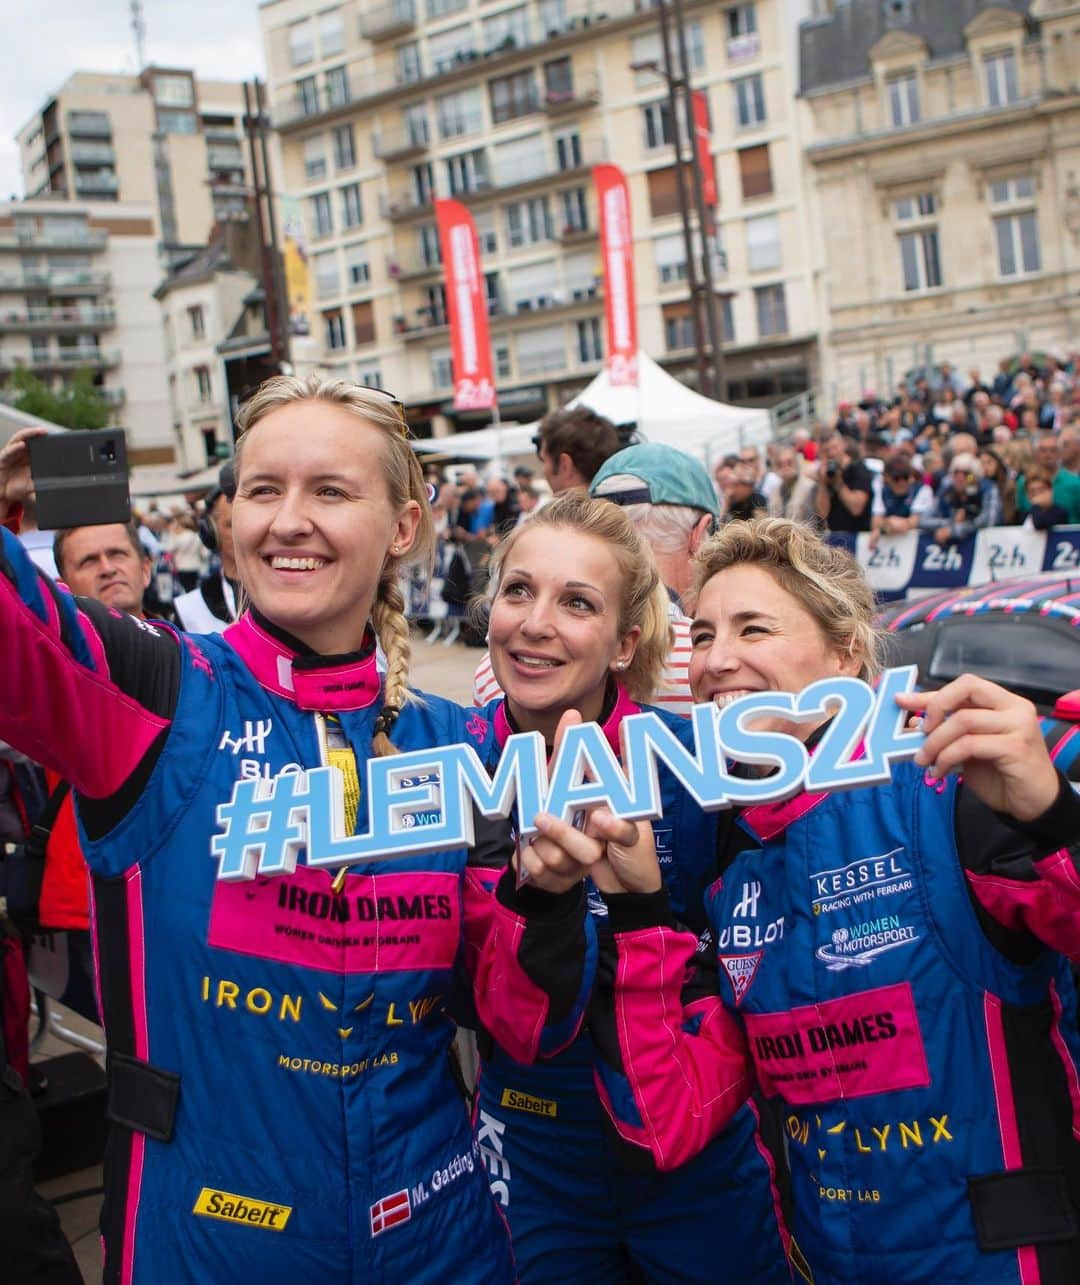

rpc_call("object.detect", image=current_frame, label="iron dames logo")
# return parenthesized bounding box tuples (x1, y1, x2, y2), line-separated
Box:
(814, 914, 920, 971)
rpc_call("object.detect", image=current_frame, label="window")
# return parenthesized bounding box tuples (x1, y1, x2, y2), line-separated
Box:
(485, 272, 502, 316)
(333, 124, 355, 170)
(631, 22, 704, 89)
(738, 144, 772, 199)
(984, 50, 1019, 107)
(887, 72, 920, 127)
(157, 110, 197, 134)
(755, 283, 788, 337)
(564, 251, 597, 299)
(445, 149, 489, 195)
(727, 4, 757, 38)
(325, 66, 349, 109)
(554, 130, 582, 172)
(427, 0, 467, 17)
(289, 22, 314, 67)
(431, 348, 453, 389)
(489, 70, 539, 124)
(397, 41, 422, 84)
(404, 103, 429, 146)
(324, 309, 346, 350)
(412, 161, 435, 205)
(474, 210, 497, 254)
(733, 74, 766, 128)
(422, 284, 448, 327)
(655, 233, 688, 284)
(746, 213, 781, 271)
(297, 77, 319, 117)
(720, 294, 735, 343)
(311, 191, 333, 237)
(893, 192, 941, 291)
(319, 9, 345, 56)
(345, 244, 370, 286)
(154, 75, 194, 107)
(560, 187, 588, 233)
(539, 0, 568, 38)
(482, 6, 530, 54)
(648, 167, 680, 219)
(576, 317, 603, 364)
(507, 260, 558, 310)
(642, 101, 674, 150)
(429, 25, 474, 74)
(544, 58, 574, 102)
(358, 367, 383, 390)
(419, 222, 442, 267)
(899, 229, 943, 290)
(315, 250, 340, 296)
(340, 183, 362, 228)
(517, 323, 566, 375)
(351, 300, 376, 345)
(505, 196, 553, 248)
(436, 87, 483, 140)
(304, 136, 328, 182)
(663, 301, 694, 352)
(195, 365, 213, 401)
(494, 134, 545, 186)
(990, 178, 1040, 277)
(495, 343, 512, 380)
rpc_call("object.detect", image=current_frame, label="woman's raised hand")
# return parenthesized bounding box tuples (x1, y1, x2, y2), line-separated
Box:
(896, 674, 1061, 821)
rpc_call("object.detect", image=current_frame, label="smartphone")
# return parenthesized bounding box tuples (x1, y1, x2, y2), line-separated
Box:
(28, 430, 131, 530)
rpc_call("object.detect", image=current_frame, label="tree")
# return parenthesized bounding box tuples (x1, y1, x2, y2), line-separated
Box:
(5, 367, 110, 431)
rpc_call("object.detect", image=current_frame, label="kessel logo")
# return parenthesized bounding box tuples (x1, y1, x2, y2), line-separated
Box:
(719, 951, 762, 1006)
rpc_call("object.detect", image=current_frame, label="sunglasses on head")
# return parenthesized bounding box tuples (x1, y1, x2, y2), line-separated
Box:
(365, 385, 409, 436)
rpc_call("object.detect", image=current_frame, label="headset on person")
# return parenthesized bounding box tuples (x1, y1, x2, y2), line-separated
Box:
(198, 460, 237, 554)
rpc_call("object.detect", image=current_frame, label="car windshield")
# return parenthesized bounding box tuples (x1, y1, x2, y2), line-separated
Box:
(927, 617, 1079, 709)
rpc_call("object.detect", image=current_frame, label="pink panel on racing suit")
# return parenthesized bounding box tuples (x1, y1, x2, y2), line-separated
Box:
(966, 853, 1080, 963)
(208, 866, 462, 973)
(743, 983, 931, 1105)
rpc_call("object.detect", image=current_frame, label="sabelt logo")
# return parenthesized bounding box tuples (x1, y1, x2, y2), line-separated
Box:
(193, 1188, 292, 1231)
(500, 1087, 558, 1118)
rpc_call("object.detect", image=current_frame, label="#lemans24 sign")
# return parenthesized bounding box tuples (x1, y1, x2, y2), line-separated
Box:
(210, 667, 925, 882)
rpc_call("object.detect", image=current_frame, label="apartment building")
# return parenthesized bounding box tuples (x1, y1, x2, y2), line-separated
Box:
(799, 0, 1080, 402)
(260, 0, 816, 434)
(17, 68, 254, 261)
(0, 198, 172, 464)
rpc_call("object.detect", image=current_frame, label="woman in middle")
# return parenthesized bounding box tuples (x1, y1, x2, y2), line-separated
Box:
(471, 492, 793, 1284)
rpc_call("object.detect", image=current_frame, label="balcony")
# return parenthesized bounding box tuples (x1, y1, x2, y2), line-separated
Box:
(67, 112, 112, 139)
(0, 306, 116, 333)
(387, 253, 441, 282)
(542, 71, 601, 115)
(0, 227, 107, 252)
(373, 125, 429, 162)
(726, 32, 761, 63)
(74, 172, 120, 196)
(101, 386, 126, 406)
(557, 223, 597, 243)
(208, 146, 245, 171)
(69, 142, 116, 165)
(396, 307, 449, 341)
(379, 189, 436, 222)
(0, 347, 121, 375)
(0, 269, 111, 294)
(359, 0, 416, 41)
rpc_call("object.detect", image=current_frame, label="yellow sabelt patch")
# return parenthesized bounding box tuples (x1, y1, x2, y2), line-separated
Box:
(193, 1188, 292, 1231)
(500, 1087, 558, 1118)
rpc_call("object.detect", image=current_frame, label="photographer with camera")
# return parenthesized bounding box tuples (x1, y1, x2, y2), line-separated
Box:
(920, 451, 1002, 545)
(813, 431, 874, 533)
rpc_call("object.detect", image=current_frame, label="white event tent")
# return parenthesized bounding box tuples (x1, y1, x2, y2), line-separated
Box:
(414, 351, 773, 467)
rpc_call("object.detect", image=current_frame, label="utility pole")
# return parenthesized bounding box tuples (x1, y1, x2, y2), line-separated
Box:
(669, 0, 726, 401)
(243, 81, 290, 370)
(130, 0, 147, 71)
(653, 8, 709, 396)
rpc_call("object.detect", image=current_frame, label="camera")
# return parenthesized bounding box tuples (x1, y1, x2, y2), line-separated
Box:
(825, 459, 841, 482)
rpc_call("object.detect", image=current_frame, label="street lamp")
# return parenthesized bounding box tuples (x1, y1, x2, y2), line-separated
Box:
(630, 0, 726, 401)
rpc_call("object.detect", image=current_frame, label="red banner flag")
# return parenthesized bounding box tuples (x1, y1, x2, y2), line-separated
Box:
(435, 199, 496, 411)
(593, 163, 638, 387)
(692, 90, 718, 210)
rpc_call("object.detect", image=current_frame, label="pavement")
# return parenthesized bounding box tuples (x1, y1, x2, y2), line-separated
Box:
(37, 634, 486, 1284)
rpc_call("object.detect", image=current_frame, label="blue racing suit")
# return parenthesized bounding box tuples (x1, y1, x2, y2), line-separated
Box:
(592, 736, 1080, 1283)
(472, 690, 793, 1283)
(0, 527, 595, 1284)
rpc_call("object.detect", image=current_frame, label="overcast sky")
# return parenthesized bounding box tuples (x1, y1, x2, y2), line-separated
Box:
(1, 0, 267, 201)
